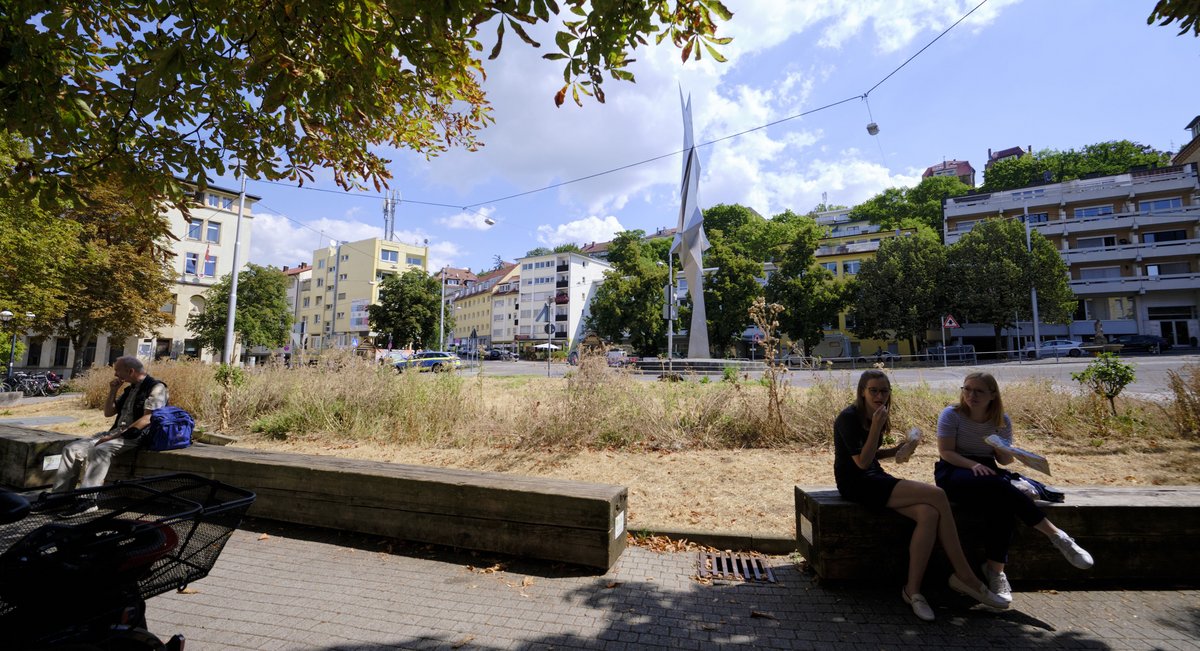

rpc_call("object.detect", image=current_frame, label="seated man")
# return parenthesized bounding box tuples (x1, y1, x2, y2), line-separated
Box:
(51, 356, 168, 512)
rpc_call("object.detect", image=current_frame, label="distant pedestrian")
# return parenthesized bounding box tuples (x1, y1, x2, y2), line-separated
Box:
(936, 372, 1093, 606)
(834, 370, 1007, 621)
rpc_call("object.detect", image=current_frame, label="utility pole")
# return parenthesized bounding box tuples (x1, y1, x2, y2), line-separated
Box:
(222, 173, 247, 365)
(1023, 206, 1042, 359)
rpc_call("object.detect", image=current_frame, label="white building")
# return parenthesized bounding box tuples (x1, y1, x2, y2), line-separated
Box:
(516, 252, 611, 354)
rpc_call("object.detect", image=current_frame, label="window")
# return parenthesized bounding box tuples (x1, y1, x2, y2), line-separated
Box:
(1076, 236, 1116, 250)
(954, 220, 976, 233)
(1107, 297, 1134, 320)
(336, 312, 345, 320)
(318, 259, 325, 269)
(54, 338, 70, 367)
(315, 296, 322, 306)
(337, 292, 346, 300)
(1079, 266, 1121, 280)
(1147, 305, 1196, 320)
(381, 249, 398, 263)
(26, 337, 42, 366)
(316, 278, 323, 287)
(1139, 197, 1182, 213)
(185, 252, 199, 275)
(1143, 230, 1187, 244)
(407, 256, 423, 266)
(842, 260, 861, 275)
(313, 314, 321, 323)
(203, 255, 217, 278)
(187, 219, 203, 239)
(820, 262, 838, 274)
(1073, 205, 1114, 219)
(161, 295, 176, 314)
(1146, 262, 1190, 276)
(338, 273, 347, 281)
(207, 193, 234, 210)
(1025, 212, 1049, 224)
(340, 254, 349, 261)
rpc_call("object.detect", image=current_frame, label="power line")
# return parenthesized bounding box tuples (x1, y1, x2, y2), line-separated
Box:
(251, 0, 987, 214)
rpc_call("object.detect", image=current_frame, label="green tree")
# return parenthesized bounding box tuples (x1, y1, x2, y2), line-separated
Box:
(1073, 353, 1136, 416)
(701, 241, 763, 356)
(368, 269, 450, 350)
(56, 180, 177, 376)
(525, 247, 553, 257)
(947, 219, 1075, 352)
(765, 218, 848, 354)
(1148, 0, 1200, 36)
(0, 135, 74, 338)
(0, 1, 730, 214)
(187, 264, 292, 357)
(552, 243, 582, 253)
(851, 176, 971, 238)
(982, 140, 1173, 192)
(848, 230, 949, 352)
(585, 261, 666, 357)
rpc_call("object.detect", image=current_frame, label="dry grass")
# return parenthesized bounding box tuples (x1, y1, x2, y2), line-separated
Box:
(37, 359, 1199, 537)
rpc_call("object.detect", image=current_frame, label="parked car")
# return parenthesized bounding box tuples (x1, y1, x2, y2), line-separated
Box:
(395, 351, 463, 372)
(1023, 339, 1084, 358)
(1109, 334, 1170, 354)
(487, 349, 515, 361)
(854, 350, 899, 364)
(606, 349, 638, 367)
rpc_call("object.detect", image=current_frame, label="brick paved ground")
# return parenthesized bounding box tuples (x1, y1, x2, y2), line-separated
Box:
(148, 520, 1199, 650)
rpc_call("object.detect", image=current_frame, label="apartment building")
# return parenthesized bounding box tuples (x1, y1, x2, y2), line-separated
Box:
(447, 263, 516, 353)
(296, 237, 428, 351)
(923, 159, 976, 187)
(516, 251, 611, 354)
(17, 183, 258, 372)
(811, 208, 916, 358)
(282, 263, 313, 352)
(490, 271, 522, 353)
(1174, 116, 1200, 167)
(943, 162, 1200, 349)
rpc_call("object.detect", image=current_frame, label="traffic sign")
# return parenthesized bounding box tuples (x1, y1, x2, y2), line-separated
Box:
(943, 315, 960, 329)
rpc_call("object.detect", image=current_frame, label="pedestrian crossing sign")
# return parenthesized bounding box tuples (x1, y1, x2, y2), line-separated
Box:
(943, 315, 960, 329)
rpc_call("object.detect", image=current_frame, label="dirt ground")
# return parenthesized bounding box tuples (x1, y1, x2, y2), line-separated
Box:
(8, 398, 1198, 538)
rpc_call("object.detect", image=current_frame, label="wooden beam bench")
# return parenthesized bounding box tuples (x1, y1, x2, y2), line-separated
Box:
(0, 425, 628, 570)
(795, 485, 1200, 585)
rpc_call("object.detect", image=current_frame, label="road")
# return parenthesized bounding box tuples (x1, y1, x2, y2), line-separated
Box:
(465, 352, 1199, 399)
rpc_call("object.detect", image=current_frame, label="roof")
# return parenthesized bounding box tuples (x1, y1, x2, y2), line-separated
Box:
(476, 262, 516, 283)
(437, 267, 478, 283)
(922, 159, 974, 178)
(1186, 115, 1200, 131)
(988, 146, 1026, 162)
(282, 264, 310, 276)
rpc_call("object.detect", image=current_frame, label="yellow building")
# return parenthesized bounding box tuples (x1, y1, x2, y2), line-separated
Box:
(812, 208, 915, 359)
(448, 263, 517, 353)
(296, 237, 428, 351)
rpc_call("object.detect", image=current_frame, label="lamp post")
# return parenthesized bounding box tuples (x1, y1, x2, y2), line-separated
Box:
(438, 266, 449, 351)
(2, 310, 34, 382)
(1022, 206, 1042, 359)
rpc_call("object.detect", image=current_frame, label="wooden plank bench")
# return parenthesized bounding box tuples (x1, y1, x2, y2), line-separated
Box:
(796, 485, 1200, 585)
(0, 425, 628, 570)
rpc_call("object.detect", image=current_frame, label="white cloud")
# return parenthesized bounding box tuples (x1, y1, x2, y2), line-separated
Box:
(438, 206, 497, 230)
(535, 215, 626, 247)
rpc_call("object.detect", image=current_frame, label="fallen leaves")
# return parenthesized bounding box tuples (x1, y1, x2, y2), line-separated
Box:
(257, 533, 271, 541)
(467, 563, 506, 574)
(628, 532, 715, 554)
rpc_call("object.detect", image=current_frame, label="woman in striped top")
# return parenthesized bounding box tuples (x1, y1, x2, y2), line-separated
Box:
(935, 371, 1093, 605)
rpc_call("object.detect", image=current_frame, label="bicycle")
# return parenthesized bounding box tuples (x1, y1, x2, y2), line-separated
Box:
(0, 473, 255, 649)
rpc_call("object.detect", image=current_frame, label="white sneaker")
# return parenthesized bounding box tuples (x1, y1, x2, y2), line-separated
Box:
(901, 588, 935, 622)
(981, 563, 1013, 604)
(948, 574, 1010, 610)
(1051, 532, 1094, 569)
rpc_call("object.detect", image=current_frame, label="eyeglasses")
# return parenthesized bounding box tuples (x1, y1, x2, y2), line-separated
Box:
(961, 387, 991, 397)
(866, 388, 890, 396)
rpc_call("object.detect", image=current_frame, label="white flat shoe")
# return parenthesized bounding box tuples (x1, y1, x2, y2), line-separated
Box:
(901, 587, 935, 621)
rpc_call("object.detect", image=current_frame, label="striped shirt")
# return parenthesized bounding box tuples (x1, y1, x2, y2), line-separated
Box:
(936, 405, 1012, 458)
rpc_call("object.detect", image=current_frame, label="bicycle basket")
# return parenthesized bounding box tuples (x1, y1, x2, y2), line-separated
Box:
(0, 473, 255, 620)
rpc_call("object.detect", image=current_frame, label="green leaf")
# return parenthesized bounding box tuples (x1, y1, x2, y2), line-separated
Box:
(507, 17, 541, 47)
(489, 20, 505, 60)
(702, 41, 727, 63)
(555, 30, 574, 53)
(701, 0, 734, 21)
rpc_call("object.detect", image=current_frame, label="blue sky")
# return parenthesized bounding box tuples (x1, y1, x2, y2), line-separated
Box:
(214, 0, 1200, 274)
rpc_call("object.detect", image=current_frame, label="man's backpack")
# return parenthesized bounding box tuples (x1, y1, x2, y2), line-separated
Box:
(140, 406, 195, 451)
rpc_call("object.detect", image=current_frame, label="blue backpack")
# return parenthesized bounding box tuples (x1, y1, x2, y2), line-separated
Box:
(140, 406, 195, 451)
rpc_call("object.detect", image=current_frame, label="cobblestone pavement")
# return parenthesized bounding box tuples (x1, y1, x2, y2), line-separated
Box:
(147, 520, 1200, 650)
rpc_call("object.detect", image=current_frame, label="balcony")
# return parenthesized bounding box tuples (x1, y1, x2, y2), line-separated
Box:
(554, 314, 568, 321)
(1069, 272, 1200, 296)
(1061, 237, 1200, 265)
(556, 279, 569, 288)
(815, 241, 881, 257)
(556, 264, 570, 272)
(554, 293, 569, 304)
(1033, 204, 1200, 238)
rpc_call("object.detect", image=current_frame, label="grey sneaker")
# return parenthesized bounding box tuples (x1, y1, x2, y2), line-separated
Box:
(982, 563, 1013, 604)
(1051, 532, 1094, 569)
(948, 574, 1010, 610)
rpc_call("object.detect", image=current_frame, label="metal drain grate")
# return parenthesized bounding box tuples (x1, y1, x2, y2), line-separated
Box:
(697, 551, 776, 582)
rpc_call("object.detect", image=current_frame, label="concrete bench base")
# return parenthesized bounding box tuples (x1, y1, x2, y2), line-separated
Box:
(796, 485, 1200, 585)
(0, 425, 627, 570)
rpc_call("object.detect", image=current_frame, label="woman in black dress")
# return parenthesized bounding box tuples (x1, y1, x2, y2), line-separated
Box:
(834, 370, 1008, 621)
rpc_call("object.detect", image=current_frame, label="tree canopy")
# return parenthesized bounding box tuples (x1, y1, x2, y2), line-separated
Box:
(186, 263, 291, 357)
(1149, 0, 1200, 36)
(945, 219, 1075, 350)
(700, 240, 763, 356)
(368, 269, 450, 350)
(849, 175, 971, 239)
(848, 230, 949, 351)
(0, 0, 730, 214)
(765, 215, 847, 355)
(981, 140, 1174, 192)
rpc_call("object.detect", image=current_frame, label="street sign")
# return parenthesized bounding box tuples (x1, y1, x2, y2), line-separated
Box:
(351, 337, 359, 347)
(544, 323, 554, 334)
(943, 315, 960, 329)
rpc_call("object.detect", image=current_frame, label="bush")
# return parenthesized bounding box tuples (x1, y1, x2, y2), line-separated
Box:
(1072, 353, 1136, 416)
